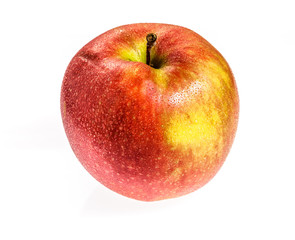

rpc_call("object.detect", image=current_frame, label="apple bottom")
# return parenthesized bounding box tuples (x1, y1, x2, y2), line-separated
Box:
(66, 125, 229, 201)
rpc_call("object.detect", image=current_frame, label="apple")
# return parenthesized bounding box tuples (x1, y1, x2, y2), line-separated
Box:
(61, 23, 239, 201)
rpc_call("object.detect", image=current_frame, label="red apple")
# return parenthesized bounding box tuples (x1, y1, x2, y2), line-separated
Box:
(61, 23, 239, 201)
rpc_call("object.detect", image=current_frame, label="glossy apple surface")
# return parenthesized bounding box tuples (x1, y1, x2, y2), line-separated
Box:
(61, 23, 239, 201)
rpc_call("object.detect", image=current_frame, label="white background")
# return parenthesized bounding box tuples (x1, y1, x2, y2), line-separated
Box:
(1, 0, 294, 239)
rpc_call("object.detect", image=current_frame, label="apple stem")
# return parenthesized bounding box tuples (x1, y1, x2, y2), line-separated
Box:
(146, 33, 157, 66)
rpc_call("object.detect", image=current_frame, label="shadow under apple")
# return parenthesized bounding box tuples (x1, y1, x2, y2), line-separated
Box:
(81, 184, 187, 216)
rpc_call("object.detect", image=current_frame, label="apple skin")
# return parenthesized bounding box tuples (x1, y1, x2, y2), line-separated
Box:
(61, 23, 239, 201)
